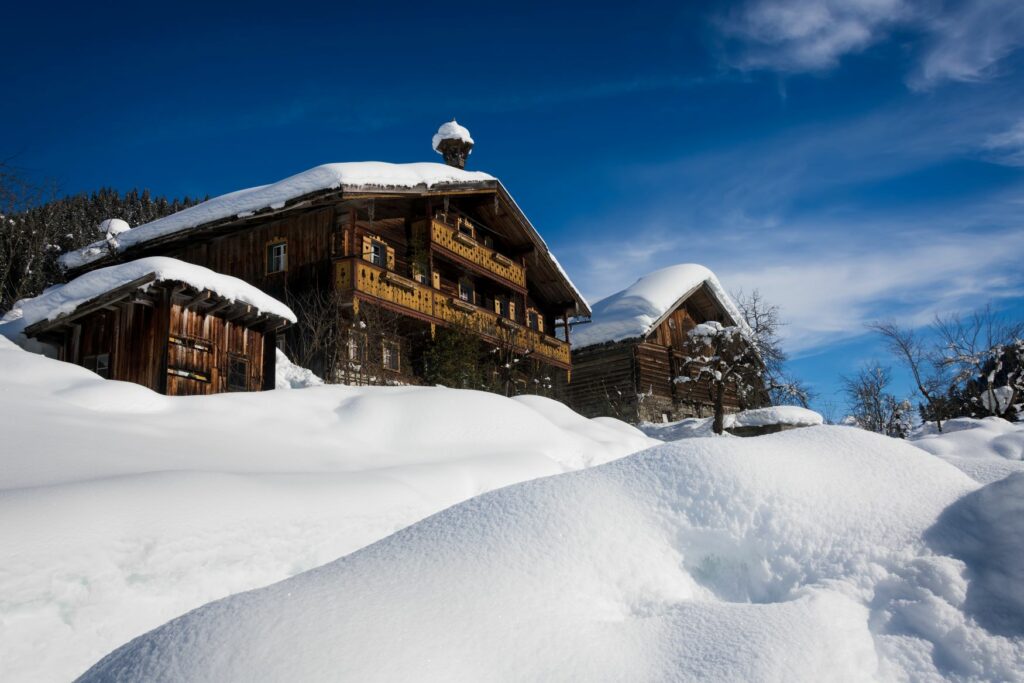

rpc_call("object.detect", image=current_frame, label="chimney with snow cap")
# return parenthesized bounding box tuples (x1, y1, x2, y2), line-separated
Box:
(432, 119, 474, 169)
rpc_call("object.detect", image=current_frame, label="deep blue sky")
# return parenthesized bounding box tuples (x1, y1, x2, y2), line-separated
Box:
(4, 0, 1024, 413)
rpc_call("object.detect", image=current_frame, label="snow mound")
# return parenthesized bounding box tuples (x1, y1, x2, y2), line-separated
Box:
(927, 472, 1024, 638)
(274, 349, 324, 389)
(728, 405, 823, 428)
(640, 405, 823, 440)
(78, 427, 1020, 683)
(432, 119, 474, 152)
(98, 217, 130, 237)
(0, 256, 295, 346)
(910, 417, 1024, 484)
(0, 339, 655, 682)
(573, 263, 749, 349)
(59, 162, 496, 270)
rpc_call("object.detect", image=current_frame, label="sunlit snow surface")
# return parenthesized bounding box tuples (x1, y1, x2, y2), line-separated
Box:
(79, 417, 1024, 681)
(4, 334, 1024, 681)
(0, 337, 654, 682)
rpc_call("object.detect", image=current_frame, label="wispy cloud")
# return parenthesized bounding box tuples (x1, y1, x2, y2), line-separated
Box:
(715, 0, 1024, 90)
(910, 0, 1024, 89)
(554, 94, 1024, 354)
(715, 0, 910, 72)
(983, 119, 1024, 166)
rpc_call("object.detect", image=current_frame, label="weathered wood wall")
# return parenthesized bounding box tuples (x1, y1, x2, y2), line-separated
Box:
(170, 207, 336, 298)
(166, 303, 265, 395)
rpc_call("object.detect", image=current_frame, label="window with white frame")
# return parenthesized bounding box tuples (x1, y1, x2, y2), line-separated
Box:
(370, 240, 387, 268)
(458, 278, 474, 303)
(266, 241, 287, 273)
(382, 339, 400, 372)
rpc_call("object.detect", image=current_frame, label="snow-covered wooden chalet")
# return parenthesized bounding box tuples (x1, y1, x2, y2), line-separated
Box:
(564, 264, 764, 423)
(13, 257, 295, 395)
(59, 121, 588, 387)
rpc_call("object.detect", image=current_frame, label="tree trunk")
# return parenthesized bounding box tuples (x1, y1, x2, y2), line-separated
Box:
(712, 383, 725, 435)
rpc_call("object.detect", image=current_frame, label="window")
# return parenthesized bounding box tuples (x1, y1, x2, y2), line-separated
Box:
(458, 218, 475, 238)
(458, 278, 474, 304)
(370, 240, 387, 268)
(347, 332, 366, 362)
(227, 355, 249, 392)
(382, 340, 400, 372)
(84, 353, 110, 379)
(527, 310, 539, 330)
(266, 241, 287, 273)
(496, 296, 510, 318)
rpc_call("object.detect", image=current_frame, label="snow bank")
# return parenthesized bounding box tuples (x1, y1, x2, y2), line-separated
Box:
(0, 256, 295, 346)
(640, 405, 823, 440)
(432, 119, 474, 152)
(910, 417, 1024, 484)
(80, 426, 1022, 682)
(573, 263, 749, 349)
(274, 349, 324, 389)
(59, 162, 496, 269)
(0, 338, 654, 682)
(928, 472, 1024, 638)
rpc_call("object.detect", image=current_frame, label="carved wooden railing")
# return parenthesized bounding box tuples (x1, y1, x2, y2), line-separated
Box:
(335, 258, 569, 367)
(430, 218, 526, 288)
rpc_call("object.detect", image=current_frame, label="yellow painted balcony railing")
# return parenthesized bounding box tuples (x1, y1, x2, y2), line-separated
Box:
(335, 258, 569, 367)
(430, 219, 527, 288)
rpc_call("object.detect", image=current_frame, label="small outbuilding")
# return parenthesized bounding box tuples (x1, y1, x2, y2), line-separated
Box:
(8, 257, 295, 395)
(565, 263, 764, 423)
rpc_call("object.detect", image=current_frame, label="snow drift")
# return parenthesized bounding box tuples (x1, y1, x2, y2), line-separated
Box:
(0, 337, 654, 682)
(78, 426, 1024, 682)
(910, 416, 1024, 484)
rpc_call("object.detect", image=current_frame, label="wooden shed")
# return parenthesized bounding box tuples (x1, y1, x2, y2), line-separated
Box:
(20, 257, 294, 396)
(563, 263, 765, 423)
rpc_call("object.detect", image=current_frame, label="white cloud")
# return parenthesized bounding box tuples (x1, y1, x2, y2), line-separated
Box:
(554, 96, 1024, 356)
(910, 0, 1024, 89)
(717, 0, 1024, 89)
(717, 0, 910, 72)
(982, 119, 1024, 166)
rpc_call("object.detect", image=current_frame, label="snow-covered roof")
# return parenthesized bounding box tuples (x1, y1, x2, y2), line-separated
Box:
(432, 120, 474, 153)
(57, 161, 589, 315)
(60, 162, 496, 271)
(572, 263, 747, 349)
(1, 256, 295, 343)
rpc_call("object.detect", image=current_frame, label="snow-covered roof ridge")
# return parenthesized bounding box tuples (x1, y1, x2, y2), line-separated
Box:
(432, 119, 474, 153)
(573, 263, 748, 349)
(1, 256, 295, 344)
(60, 162, 497, 270)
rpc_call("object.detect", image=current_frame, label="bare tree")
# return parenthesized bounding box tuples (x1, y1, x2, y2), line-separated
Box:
(734, 289, 813, 407)
(841, 364, 913, 438)
(868, 321, 949, 432)
(935, 308, 1024, 420)
(676, 321, 762, 435)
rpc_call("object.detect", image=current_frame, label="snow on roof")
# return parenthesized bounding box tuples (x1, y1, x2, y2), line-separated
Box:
(432, 119, 474, 153)
(1, 256, 295, 343)
(99, 218, 130, 237)
(60, 162, 496, 270)
(572, 263, 747, 349)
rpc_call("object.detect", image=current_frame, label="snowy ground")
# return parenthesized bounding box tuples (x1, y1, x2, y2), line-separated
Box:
(909, 417, 1024, 484)
(0, 337, 654, 682)
(79, 425, 1024, 682)
(4, 336, 1024, 682)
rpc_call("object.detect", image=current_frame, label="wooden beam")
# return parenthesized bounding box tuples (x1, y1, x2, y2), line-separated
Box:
(183, 289, 212, 310)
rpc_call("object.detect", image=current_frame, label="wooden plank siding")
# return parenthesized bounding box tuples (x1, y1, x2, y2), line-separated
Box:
(170, 207, 336, 298)
(166, 304, 265, 395)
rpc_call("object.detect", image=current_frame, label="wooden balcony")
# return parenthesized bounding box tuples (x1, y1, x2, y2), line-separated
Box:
(429, 218, 527, 289)
(335, 258, 570, 368)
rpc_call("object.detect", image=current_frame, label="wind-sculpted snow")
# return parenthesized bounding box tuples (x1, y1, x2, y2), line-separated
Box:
(911, 417, 1024, 484)
(78, 426, 1024, 682)
(0, 337, 655, 682)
